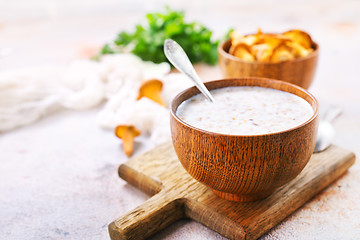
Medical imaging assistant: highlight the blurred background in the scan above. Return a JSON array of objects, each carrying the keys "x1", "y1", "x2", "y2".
[{"x1": 1, "y1": 0, "x2": 358, "y2": 70}]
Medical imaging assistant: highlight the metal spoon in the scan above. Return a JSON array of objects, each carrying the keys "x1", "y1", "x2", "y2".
[
  {"x1": 164, "y1": 38, "x2": 341, "y2": 152},
  {"x1": 314, "y1": 106, "x2": 342, "y2": 153},
  {"x1": 164, "y1": 39, "x2": 215, "y2": 102}
]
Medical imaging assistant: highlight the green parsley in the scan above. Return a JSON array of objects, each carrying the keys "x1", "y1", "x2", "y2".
[{"x1": 98, "y1": 7, "x2": 224, "y2": 65}]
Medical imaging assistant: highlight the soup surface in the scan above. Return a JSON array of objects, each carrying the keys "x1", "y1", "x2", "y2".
[{"x1": 176, "y1": 86, "x2": 314, "y2": 135}]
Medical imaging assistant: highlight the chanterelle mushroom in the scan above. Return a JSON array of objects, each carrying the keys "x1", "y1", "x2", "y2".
[
  {"x1": 114, "y1": 125, "x2": 141, "y2": 156},
  {"x1": 137, "y1": 79, "x2": 166, "y2": 106}
]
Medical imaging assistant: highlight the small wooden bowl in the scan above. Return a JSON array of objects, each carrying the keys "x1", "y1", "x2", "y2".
[
  {"x1": 218, "y1": 39, "x2": 319, "y2": 89},
  {"x1": 170, "y1": 78, "x2": 319, "y2": 202}
]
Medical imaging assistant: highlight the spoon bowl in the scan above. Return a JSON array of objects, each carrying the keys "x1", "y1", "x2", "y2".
[
  {"x1": 314, "y1": 106, "x2": 341, "y2": 153},
  {"x1": 314, "y1": 122, "x2": 335, "y2": 152}
]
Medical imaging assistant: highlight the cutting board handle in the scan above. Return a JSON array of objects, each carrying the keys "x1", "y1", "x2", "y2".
[{"x1": 109, "y1": 190, "x2": 185, "y2": 240}]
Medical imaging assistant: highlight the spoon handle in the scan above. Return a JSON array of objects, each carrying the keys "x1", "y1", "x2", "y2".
[
  {"x1": 323, "y1": 105, "x2": 342, "y2": 123},
  {"x1": 164, "y1": 39, "x2": 215, "y2": 102}
]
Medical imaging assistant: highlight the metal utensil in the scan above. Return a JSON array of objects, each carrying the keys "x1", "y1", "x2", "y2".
[
  {"x1": 314, "y1": 106, "x2": 342, "y2": 153},
  {"x1": 164, "y1": 39, "x2": 215, "y2": 102}
]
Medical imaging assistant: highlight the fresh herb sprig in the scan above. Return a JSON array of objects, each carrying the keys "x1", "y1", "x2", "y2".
[{"x1": 99, "y1": 7, "x2": 222, "y2": 65}]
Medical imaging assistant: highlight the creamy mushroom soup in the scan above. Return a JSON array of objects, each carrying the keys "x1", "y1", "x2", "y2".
[{"x1": 176, "y1": 86, "x2": 313, "y2": 135}]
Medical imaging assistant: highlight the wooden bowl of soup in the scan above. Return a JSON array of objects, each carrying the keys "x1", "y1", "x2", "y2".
[
  {"x1": 170, "y1": 77, "x2": 319, "y2": 202},
  {"x1": 218, "y1": 30, "x2": 319, "y2": 89}
]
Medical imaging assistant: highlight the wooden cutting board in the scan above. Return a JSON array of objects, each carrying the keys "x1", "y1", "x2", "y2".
[{"x1": 109, "y1": 143, "x2": 355, "y2": 240}]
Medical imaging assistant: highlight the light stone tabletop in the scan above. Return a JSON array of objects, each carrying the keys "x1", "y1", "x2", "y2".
[{"x1": 1, "y1": 0, "x2": 360, "y2": 239}]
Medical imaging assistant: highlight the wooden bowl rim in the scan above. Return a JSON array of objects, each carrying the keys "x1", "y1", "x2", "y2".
[
  {"x1": 218, "y1": 37, "x2": 319, "y2": 65},
  {"x1": 170, "y1": 77, "x2": 318, "y2": 138}
]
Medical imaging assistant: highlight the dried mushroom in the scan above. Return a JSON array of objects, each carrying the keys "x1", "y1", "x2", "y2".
[{"x1": 229, "y1": 29, "x2": 314, "y2": 63}]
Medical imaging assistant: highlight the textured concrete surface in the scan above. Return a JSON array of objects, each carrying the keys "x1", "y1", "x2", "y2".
[{"x1": 1, "y1": 0, "x2": 360, "y2": 239}]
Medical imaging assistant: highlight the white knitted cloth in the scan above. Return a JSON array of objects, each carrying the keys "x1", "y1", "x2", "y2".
[{"x1": 0, "y1": 54, "x2": 192, "y2": 145}]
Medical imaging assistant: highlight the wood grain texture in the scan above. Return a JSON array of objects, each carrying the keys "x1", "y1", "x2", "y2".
[
  {"x1": 170, "y1": 78, "x2": 319, "y2": 201},
  {"x1": 218, "y1": 39, "x2": 319, "y2": 89},
  {"x1": 109, "y1": 143, "x2": 355, "y2": 240}
]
